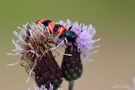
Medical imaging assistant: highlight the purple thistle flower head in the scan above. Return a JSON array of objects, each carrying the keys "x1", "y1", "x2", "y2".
[{"x1": 58, "y1": 19, "x2": 100, "y2": 61}]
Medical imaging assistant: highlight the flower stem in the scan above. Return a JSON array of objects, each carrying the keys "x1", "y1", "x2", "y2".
[{"x1": 69, "y1": 80, "x2": 74, "y2": 90}]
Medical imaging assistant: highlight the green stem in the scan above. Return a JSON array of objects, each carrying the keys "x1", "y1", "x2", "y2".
[{"x1": 69, "y1": 81, "x2": 74, "y2": 90}]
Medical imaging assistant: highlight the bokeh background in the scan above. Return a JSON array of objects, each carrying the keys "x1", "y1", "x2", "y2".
[{"x1": 0, "y1": 0, "x2": 135, "y2": 90}]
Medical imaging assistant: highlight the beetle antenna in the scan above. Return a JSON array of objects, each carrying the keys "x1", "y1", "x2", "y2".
[
  {"x1": 68, "y1": 26, "x2": 72, "y2": 31},
  {"x1": 78, "y1": 30, "x2": 83, "y2": 35}
]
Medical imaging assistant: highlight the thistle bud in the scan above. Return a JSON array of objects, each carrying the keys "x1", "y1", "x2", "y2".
[
  {"x1": 10, "y1": 23, "x2": 62, "y2": 89},
  {"x1": 58, "y1": 19, "x2": 100, "y2": 82},
  {"x1": 61, "y1": 45, "x2": 83, "y2": 81},
  {"x1": 34, "y1": 51, "x2": 62, "y2": 89}
]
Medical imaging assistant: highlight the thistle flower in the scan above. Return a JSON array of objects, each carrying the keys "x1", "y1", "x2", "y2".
[
  {"x1": 58, "y1": 20, "x2": 100, "y2": 90},
  {"x1": 58, "y1": 20, "x2": 100, "y2": 80},
  {"x1": 8, "y1": 23, "x2": 63, "y2": 89}
]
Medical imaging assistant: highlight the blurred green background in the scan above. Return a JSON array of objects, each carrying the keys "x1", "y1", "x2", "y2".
[{"x1": 0, "y1": 0, "x2": 135, "y2": 90}]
